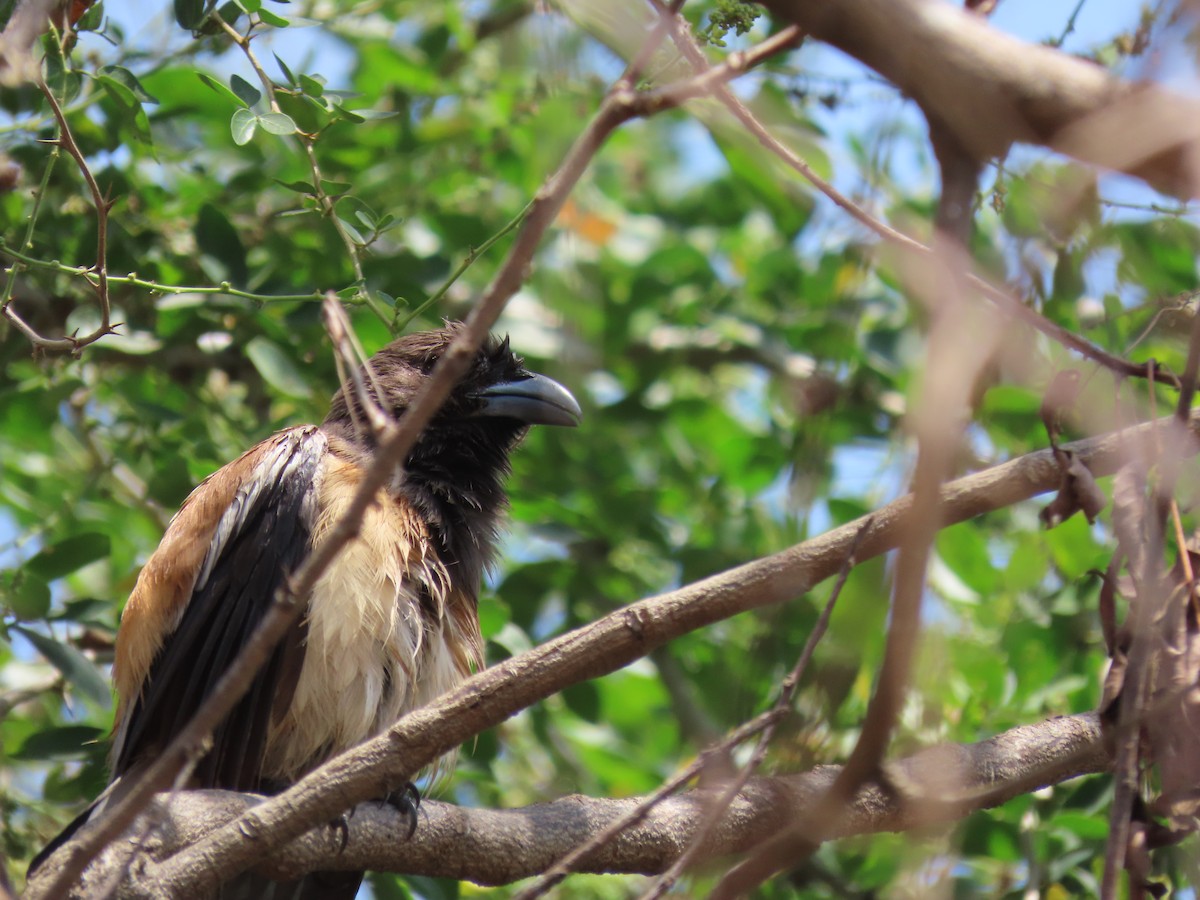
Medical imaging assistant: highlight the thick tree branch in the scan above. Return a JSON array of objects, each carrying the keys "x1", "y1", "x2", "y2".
[
  {"x1": 129, "y1": 409, "x2": 1197, "y2": 897},
  {"x1": 760, "y1": 0, "x2": 1200, "y2": 198},
  {"x1": 38, "y1": 714, "x2": 1107, "y2": 894}
]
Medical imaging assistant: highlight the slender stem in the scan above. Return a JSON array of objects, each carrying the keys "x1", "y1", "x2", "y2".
[
  {"x1": 1, "y1": 143, "x2": 58, "y2": 308},
  {"x1": 37, "y1": 75, "x2": 111, "y2": 343},
  {"x1": 395, "y1": 200, "x2": 533, "y2": 332},
  {"x1": 0, "y1": 243, "x2": 326, "y2": 303},
  {"x1": 211, "y1": 9, "x2": 387, "y2": 325}
]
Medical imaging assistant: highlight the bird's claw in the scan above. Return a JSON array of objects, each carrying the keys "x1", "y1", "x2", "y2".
[
  {"x1": 379, "y1": 781, "x2": 421, "y2": 840},
  {"x1": 328, "y1": 812, "x2": 351, "y2": 854}
]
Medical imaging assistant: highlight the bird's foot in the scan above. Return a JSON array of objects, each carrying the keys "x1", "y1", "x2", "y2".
[
  {"x1": 329, "y1": 812, "x2": 351, "y2": 854},
  {"x1": 379, "y1": 782, "x2": 421, "y2": 839}
]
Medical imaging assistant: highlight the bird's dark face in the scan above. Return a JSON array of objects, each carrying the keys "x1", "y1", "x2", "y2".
[{"x1": 324, "y1": 325, "x2": 581, "y2": 440}]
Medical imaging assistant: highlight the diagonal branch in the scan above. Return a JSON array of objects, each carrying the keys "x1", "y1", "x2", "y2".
[
  {"x1": 760, "y1": 0, "x2": 1200, "y2": 198},
  {"x1": 142, "y1": 408, "x2": 1200, "y2": 897},
  {"x1": 652, "y1": 5, "x2": 1176, "y2": 389}
]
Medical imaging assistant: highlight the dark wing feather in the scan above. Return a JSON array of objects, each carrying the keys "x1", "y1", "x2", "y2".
[{"x1": 113, "y1": 427, "x2": 325, "y2": 792}]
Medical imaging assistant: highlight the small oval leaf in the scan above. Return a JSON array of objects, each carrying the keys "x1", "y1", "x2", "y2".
[
  {"x1": 231, "y1": 108, "x2": 257, "y2": 145},
  {"x1": 258, "y1": 112, "x2": 297, "y2": 135},
  {"x1": 229, "y1": 74, "x2": 261, "y2": 108}
]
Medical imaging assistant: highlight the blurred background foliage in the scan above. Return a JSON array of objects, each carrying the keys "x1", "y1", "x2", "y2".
[{"x1": 2, "y1": 0, "x2": 1199, "y2": 896}]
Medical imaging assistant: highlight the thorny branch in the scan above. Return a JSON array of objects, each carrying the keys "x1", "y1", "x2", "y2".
[{"x1": 1, "y1": 75, "x2": 113, "y2": 354}]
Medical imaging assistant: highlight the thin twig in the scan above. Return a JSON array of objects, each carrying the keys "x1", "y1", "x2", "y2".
[
  {"x1": 0, "y1": 242, "x2": 324, "y2": 303},
  {"x1": 652, "y1": 4, "x2": 1177, "y2": 390},
  {"x1": 36, "y1": 76, "x2": 110, "y2": 344},
  {"x1": 210, "y1": 9, "x2": 390, "y2": 325},
  {"x1": 394, "y1": 199, "x2": 533, "y2": 332}
]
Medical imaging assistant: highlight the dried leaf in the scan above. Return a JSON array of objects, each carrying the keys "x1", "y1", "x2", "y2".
[
  {"x1": 1097, "y1": 559, "x2": 1123, "y2": 656},
  {"x1": 1039, "y1": 450, "x2": 1106, "y2": 527},
  {"x1": 1100, "y1": 646, "x2": 1128, "y2": 720}
]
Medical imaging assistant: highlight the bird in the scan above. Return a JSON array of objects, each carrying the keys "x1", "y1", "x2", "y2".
[{"x1": 30, "y1": 324, "x2": 581, "y2": 898}]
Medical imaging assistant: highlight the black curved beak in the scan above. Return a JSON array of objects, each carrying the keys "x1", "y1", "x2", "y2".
[{"x1": 476, "y1": 372, "x2": 582, "y2": 427}]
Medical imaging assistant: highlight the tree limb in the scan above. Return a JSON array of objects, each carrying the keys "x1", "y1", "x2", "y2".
[
  {"x1": 132, "y1": 409, "x2": 1197, "y2": 897},
  {"x1": 760, "y1": 0, "x2": 1200, "y2": 199},
  {"x1": 38, "y1": 713, "x2": 1107, "y2": 895}
]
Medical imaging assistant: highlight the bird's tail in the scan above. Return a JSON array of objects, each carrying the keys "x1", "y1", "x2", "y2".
[{"x1": 26, "y1": 801, "x2": 97, "y2": 877}]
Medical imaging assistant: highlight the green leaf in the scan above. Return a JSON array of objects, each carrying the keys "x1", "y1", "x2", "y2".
[
  {"x1": 344, "y1": 108, "x2": 397, "y2": 120},
  {"x1": 76, "y1": 0, "x2": 105, "y2": 32},
  {"x1": 25, "y1": 533, "x2": 111, "y2": 581},
  {"x1": 229, "y1": 74, "x2": 261, "y2": 108},
  {"x1": 258, "y1": 7, "x2": 288, "y2": 27},
  {"x1": 320, "y1": 180, "x2": 352, "y2": 196},
  {"x1": 96, "y1": 76, "x2": 155, "y2": 146},
  {"x1": 174, "y1": 0, "x2": 206, "y2": 29},
  {"x1": 274, "y1": 179, "x2": 316, "y2": 194},
  {"x1": 5, "y1": 572, "x2": 50, "y2": 620},
  {"x1": 273, "y1": 53, "x2": 296, "y2": 85},
  {"x1": 230, "y1": 107, "x2": 257, "y2": 145},
  {"x1": 332, "y1": 104, "x2": 366, "y2": 124},
  {"x1": 14, "y1": 625, "x2": 111, "y2": 707},
  {"x1": 97, "y1": 65, "x2": 159, "y2": 104},
  {"x1": 336, "y1": 196, "x2": 378, "y2": 244},
  {"x1": 198, "y1": 71, "x2": 244, "y2": 106},
  {"x1": 196, "y1": 203, "x2": 248, "y2": 285},
  {"x1": 15, "y1": 725, "x2": 106, "y2": 760},
  {"x1": 299, "y1": 74, "x2": 325, "y2": 98},
  {"x1": 246, "y1": 337, "x2": 312, "y2": 399},
  {"x1": 258, "y1": 112, "x2": 297, "y2": 135}
]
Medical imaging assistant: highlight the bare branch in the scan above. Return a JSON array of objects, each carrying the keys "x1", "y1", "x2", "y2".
[
  {"x1": 38, "y1": 713, "x2": 1107, "y2": 894},
  {"x1": 761, "y1": 0, "x2": 1200, "y2": 198},
  {"x1": 653, "y1": 5, "x2": 1176, "y2": 390},
  {"x1": 135, "y1": 408, "x2": 1200, "y2": 898}
]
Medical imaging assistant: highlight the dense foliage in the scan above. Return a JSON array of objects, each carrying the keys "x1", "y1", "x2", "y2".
[{"x1": 2, "y1": 0, "x2": 1197, "y2": 896}]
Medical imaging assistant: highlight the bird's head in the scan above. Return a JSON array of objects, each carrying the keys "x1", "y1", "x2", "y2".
[
  {"x1": 322, "y1": 323, "x2": 579, "y2": 567},
  {"x1": 324, "y1": 323, "x2": 580, "y2": 440}
]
